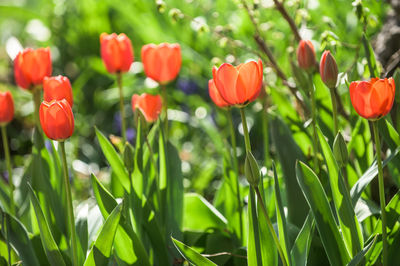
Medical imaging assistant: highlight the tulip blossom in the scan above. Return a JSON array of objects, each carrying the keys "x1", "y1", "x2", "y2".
[
  {"x1": 131, "y1": 93, "x2": 162, "y2": 123},
  {"x1": 212, "y1": 60, "x2": 263, "y2": 107},
  {"x1": 14, "y1": 48, "x2": 52, "y2": 90},
  {"x1": 39, "y1": 99, "x2": 74, "y2": 141},
  {"x1": 141, "y1": 43, "x2": 181, "y2": 84},
  {"x1": 43, "y1": 76, "x2": 73, "y2": 107},
  {"x1": 100, "y1": 33, "x2": 134, "y2": 73},
  {"x1": 349, "y1": 77, "x2": 395, "y2": 120},
  {"x1": 297, "y1": 40, "x2": 316, "y2": 72},
  {"x1": 208, "y1": 79, "x2": 229, "y2": 108},
  {"x1": 0, "y1": 91, "x2": 14, "y2": 125},
  {"x1": 320, "y1": 51, "x2": 338, "y2": 89}
]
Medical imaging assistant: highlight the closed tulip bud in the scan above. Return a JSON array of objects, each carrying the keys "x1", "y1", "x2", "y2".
[
  {"x1": 350, "y1": 77, "x2": 395, "y2": 120},
  {"x1": 141, "y1": 43, "x2": 181, "y2": 84},
  {"x1": 14, "y1": 47, "x2": 52, "y2": 90},
  {"x1": 43, "y1": 76, "x2": 73, "y2": 107},
  {"x1": 297, "y1": 40, "x2": 316, "y2": 72},
  {"x1": 100, "y1": 33, "x2": 134, "y2": 73},
  {"x1": 131, "y1": 93, "x2": 162, "y2": 123},
  {"x1": 123, "y1": 142, "x2": 135, "y2": 174},
  {"x1": 208, "y1": 79, "x2": 229, "y2": 108},
  {"x1": 320, "y1": 50, "x2": 338, "y2": 89},
  {"x1": 39, "y1": 99, "x2": 74, "y2": 141},
  {"x1": 212, "y1": 59, "x2": 263, "y2": 107},
  {"x1": 245, "y1": 151, "x2": 260, "y2": 186},
  {"x1": 333, "y1": 132, "x2": 348, "y2": 167},
  {"x1": 0, "y1": 91, "x2": 14, "y2": 126}
]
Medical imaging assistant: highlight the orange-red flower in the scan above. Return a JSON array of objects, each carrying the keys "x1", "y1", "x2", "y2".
[
  {"x1": 100, "y1": 33, "x2": 134, "y2": 73},
  {"x1": 131, "y1": 93, "x2": 162, "y2": 123},
  {"x1": 141, "y1": 43, "x2": 181, "y2": 84},
  {"x1": 297, "y1": 40, "x2": 316, "y2": 71},
  {"x1": 208, "y1": 79, "x2": 229, "y2": 108},
  {"x1": 349, "y1": 78, "x2": 395, "y2": 120},
  {"x1": 43, "y1": 76, "x2": 73, "y2": 107},
  {"x1": 14, "y1": 48, "x2": 52, "y2": 90},
  {"x1": 320, "y1": 50, "x2": 338, "y2": 89},
  {"x1": 212, "y1": 60, "x2": 263, "y2": 106},
  {"x1": 0, "y1": 91, "x2": 14, "y2": 125},
  {"x1": 39, "y1": 99, "x2": 74, "y2": 141}
]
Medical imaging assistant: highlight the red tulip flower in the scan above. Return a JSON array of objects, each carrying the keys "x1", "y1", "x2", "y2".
[
  {"x1": 39, "y1": 99, "x2": 74, "y2": 141},
  {"x1": 131, "y1": 93, "x2": 162, "y2": 123},
  {"x1": 0, "y1": 91, "x2": 14, "y2": 125},
  {"x1": 14, "y1": 47, "x2": 52, "y2": 90},
  {"x1": 320, "y1": 50, "x2": 338, "y2": 89},
  {"x1": 297, "y1": 40, "x2": 316, "y2": 72},
  {"x1": 350, "y1": 77, "x2": 395, "y2": 120},
  {"x1": 212, "y1": 60, "x2": 263, "y2": 107},
  {"x1": 141, "y1": 43, "x2": 181, "y2": 84},
  {"x1": 44, "y1": 76, "x2": 73, "y2": 107},
  {"x1": 208, "y1": 79, "x2": 229, "y2": 108},
  {"x1": 100, "y1": 33, "x2": 134, "y2": 73}
]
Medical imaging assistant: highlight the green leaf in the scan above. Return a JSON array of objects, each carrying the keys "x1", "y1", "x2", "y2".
[
  {"x1": 171, "y1": 237, "x2": 217, "y2": 266},
  {"x1": 28, "y1": 184, "x2": 66, "y2": 266},
  {"x1": 247, "y1": 187, "x2": 263, "y2": 266},
  {"x1": 347, "y1": 235, "x2": 378, "y2": 266},
  {"x1": 296, "y1": 161, "x2": 350, "y2": 265},
  {"x1": 183, "y1": 193, "x2": 227, "y2": 231},
  {"x1": 84, "y1": 203, "x2": 122, "y2": 266},
  {"x1": 95, "y1": 128, "x2": 130, "y2": 192},
  {"x1": 290, "y1": 211, "x2": 315, "y2": 266},
  {"x1": 272, "y1": 163, "x2": 291, "y2": 264},
  {"x1": 91, "y1": 174, "x2": 118, "y2": 220},
  {"x1": 317, "y1": 128, "x2": 363, "y2": 256}
]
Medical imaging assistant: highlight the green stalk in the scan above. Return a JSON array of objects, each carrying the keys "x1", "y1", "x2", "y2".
[
  {"x1": 60, "y1": 141, "x2": 78, "y2": 266},
  {"x1": 32, "y1": 87, "x2": 42, "y2": 131},
  {"x1": 372, "y1": 121, "x2": 387, "y2": 266},
  {"x1": 308, "y1": 73, "x2": 319, "y2": 173},
  {"x1": 161, "y1": 85, "x2": 168, "y2": 140},
  {"x1": 227, "y1": 109, "x2": 243, "y2": 242},
  {"x1": 116, "y1": 73, "x2": 127, "y2": 143},
  {"x1": 329, "y1": 88, "x2": 338, "y2": 134},
  {"x1": 239, "y1": 108, "x2": 287, "y2": 266},
  {"x1": 1, "y1": 125, "x2": 14, "y2": 214}
]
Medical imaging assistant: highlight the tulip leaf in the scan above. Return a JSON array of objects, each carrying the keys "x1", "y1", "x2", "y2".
[
  {"x1": 248, "y1": 187, "x2": 263, "y2": 266},
  {"x1": 347, "y1": 235, "x2": 379, "y2": 266},
  {"x1": 171, "y1": 237, "x2": 217, "y2": 266},
  {"x1": 28, "y1": 184, "x2": 66, "y2": 266},
  {"x1": 296, "y1": 161, "x2": 350, "y2": 265},
  {"x1": 290, "y1": 211, "x2": 315, "y2": 266}
]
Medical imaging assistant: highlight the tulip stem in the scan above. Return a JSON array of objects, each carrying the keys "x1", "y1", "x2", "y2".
[
  {"x1": 329, "y1": 88, "x2": 339, "y2": 134},
  {"x1": 308, "y1": 73, "x2": 319, "y2": 173},
  {"x1": 227, "y1": 109, "x2": 243, "y2": 242},
  {"x1": 1, "y1": 125, "x2": 14, "y2": 214},
  {"x1": 372, "y1": 121, "x2": 387, "y2": 266},
  {"x1": 32, "y1": 87, "x2": 42, "y2": 131},
  {"x1": 60, "y1": 141, "x2": 78, "y2": 266},
  {"x1": 239, "y1": 108, "x2": 251, "y2": 153},
  {"x1": 116, "y1": 73, "x2": 127, "y2": 143},
  {"x1": 161, "y1": 85, "x2": 168, "y2": 140}
]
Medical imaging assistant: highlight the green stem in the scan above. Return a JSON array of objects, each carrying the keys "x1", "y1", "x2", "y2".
[
  {"x1": 372, "y1": 121, "x2": 387, "y2": 266},
  {"x1": 227, "y1": 109, "x2": 243, "y2": 242},
  {"x1": 329, "y1": 88, "x2": 338, "y2": 135},
  {"x1": 1, "y1": 125, "x2": 14, "y2": 214},
  {"x1": 239, "y1": 108, "x2": 251, "y2": 153},
  {"x1": 255, "y1": 187, "x2": 288, "y2": 266},
  {"x1": 60, "y1": 142, "x2": 78, "y2": 266},
  {"x1": 117, "y1": 73, "x2": 127, "y2": 143},
  {"x1": 161, "y1": 85, "x2": 168, "y2": 140},
  {"x1": 309, "y1": 74, "x2": 319, "y2": 173},
  {"x1": 32, "y1": 87, "x2": 42, "y2": 131}
]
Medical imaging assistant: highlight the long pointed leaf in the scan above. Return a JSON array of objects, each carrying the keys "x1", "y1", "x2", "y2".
[
  {"x1": 172, "y1": 237, "x2": 216, "y2": 266},
  {"x1": 290, "y1": 211, "x2": 315, "y2": 266}
]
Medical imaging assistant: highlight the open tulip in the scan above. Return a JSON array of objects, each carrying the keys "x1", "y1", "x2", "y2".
[
  {"x1": 349, "y1": 77, "x2": 395, "y2": 120},
  {"x1": 212, "y1": 60, "x2": 263, "y2": 107},
  {"x1": 39, "y1": 99, "x2": 74, "y2": 141},
  {"x1": 320, "y1": 51, "x2": 338, "y2": 89},
  {"x1": 297, "y1": 40, "x2": 316, "y2": 72},
  {"x1": 0, "y1": 91, "x2": 14, "y2": 125},
  {"x1": 44, "y1": 76, "x2": 73, "y2": 107},
  {"x1": 141, "y1": 43, "x2": 181, "y2": 84},
  {"x1": 100, "y1": 33, "x2": 134, "y2": 73},
  {"x1": 131, "y1": 93, "x2": 162, "y2": 123},
  {"x1": 14, "y1": 47, "x2": 52, "y2": 90},
  {"x1": 208, "y1": 79, "x2": 229, "y2": 108}
]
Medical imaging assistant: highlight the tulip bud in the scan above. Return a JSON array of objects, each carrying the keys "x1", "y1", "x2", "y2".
[
  {"x1": 131, "y1": 93, "x2": 162, "y2": 123},
  {"x1": 43, "y1": 75, "x2": 73, "y2": 107},
  {"x1": 123, "y1": 142, "x2": 135, "y2": 174},
  {"x1": 297, "y1": 40, "x2": 316, "y2": 72},
  {"x1": 0, "y1": 91, "x2": 14, "y2": 126},
  {"x1": 39, "y1": 99, "x2": 74, "y2": 141},
  {"x1": 333, "y1": 132, "x2": 348, "y2": 167},
  {"x1": 169, "y1": 8, "x2": 183, "y2": 22},
  {"x1": 245, "y1": 151, "x2": 260, "y2": 186},
  {"x1": 320, "y1": 51, "x2": 338, "y2": 89},
  {"x1": 100, "y1": 33, "x2": 134, "y2": 74}
]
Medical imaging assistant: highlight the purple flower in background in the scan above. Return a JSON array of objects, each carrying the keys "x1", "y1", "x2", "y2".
[
  {"x1": 126, "y1": 128, "x2": 136, "y2": 144},
  {"x1": 45, "y1": 140, "x2": 53, "y2": 153},
  {"x1": 2, "y1": 171, "x2": 8, "y2": 183},
  {"x1": 113, "y1": 112, "x2": 122, "y2": 135},
  {"x1": 178, "y1": 79, "x2": 198, "y2": 95}
]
